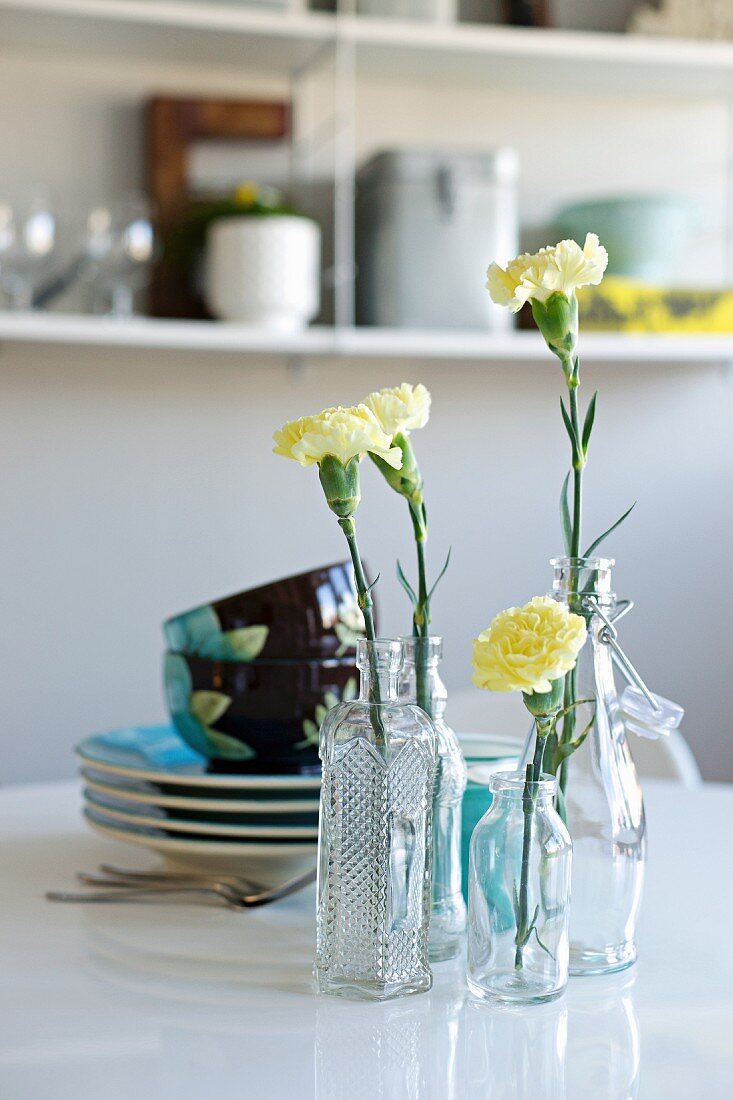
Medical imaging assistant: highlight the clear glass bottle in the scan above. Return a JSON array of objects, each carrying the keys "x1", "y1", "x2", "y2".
[
  {"x1": 399, "y1": 636, "x2": 467, "y2": 962},
  {"x1": 316, "y1": 638, "x2": 437, "y2": 1001},
  {"x1": 467, "y1": 772, "x2": 572, "y2": 1005},
  {"x1": 468, "y1": 774, "x2": 572, "y2": 1007},
  {"x1": 521, "y1": 557, "x2": 646, "y2": 976}
]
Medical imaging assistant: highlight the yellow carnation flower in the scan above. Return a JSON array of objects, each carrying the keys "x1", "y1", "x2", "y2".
[
  {"x1": 363, "y1": 383, "x2": 431, "y2": 438},
  {"x1": 472, "y1": 596, "x2": 587, "y2": 696},
  {"x1": 487, "y1": 233, "x2": 608, "y2": 314},
  {"x1": 273, "y1": 404, "x2": 402, "y2": 470}
]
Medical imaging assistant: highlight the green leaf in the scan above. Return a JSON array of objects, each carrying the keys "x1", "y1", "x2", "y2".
[
  {"x1": 221, "y1": 625, "x2": 269, "y2": 661},
  {"x1": 343, "y1": 676, "x2": 357, "y2": 701},
  {"x1": 296, "y1": 718, "x2": 320, "y2": 749},
  {"x1": 555, "y1": 705, "x2": 596, "y2": 764},
  {"x1": 583, "y1": 502, "x2": 636, "y2": 558},
  {"x1": 163, "y1": 652, "x2": 194, "y2": 714},
  {"x1": 427, "y1": 546, "x2": 452, "y2": 601},
  {"x1": 532, "y1": 925, "x2": 556, "y2": 960},
  {"x1": 560, "y1": 396, "x2": 579, "y2": 457},
  {"x1": 169, "y1": 710, "x2": 212, "y2": 759},
  {"x1": 204, "y1": 728, "x2": 256, "y2": 761},
  {"x1": 559, "y1": 472, "x2": 572, "y2": 556},
  {"x1": 190, "y1": 690, "x2": 232, "y2": 727},
  {"x1": 511, "y1": 882, "x2": 521, "y2": 926},
  {"x1": 396, "y1": 560, "x2": 417, "y2": 607},
  {"x1": 165, "y1": 604, "x2": 224, "y2": 655},
  {"x1": 581, "y1": 391, "x2": 598, "y2": 455},
  {"x1": 543, "y1": 729, "x2": 559, "y2": 777},
  {"x1": 365, "y1": 572, "x2": 381, "y2": 596},
  {"x1": 555, "y1": 697, "x2": 595, "y2": 723}
]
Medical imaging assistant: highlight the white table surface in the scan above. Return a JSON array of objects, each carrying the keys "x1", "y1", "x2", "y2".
[{"x1": 1, "y1": 779, "x2": 732, "y2": 1100}]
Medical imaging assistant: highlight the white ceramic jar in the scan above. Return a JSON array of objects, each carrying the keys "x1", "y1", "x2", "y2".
[{"x1": 204, "y1": 215, "x2": 321, "y2": 330}]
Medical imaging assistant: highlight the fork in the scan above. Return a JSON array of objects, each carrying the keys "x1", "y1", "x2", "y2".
[
  {"x1": 46, "y1": 881, "x2": 248, "y2": 909},
  {"x1": 97, "y1": 863, "x2": 261, "y2": 891},
  {"x1": 46, "y1": 867, "x2": 316, "y2": 909}
]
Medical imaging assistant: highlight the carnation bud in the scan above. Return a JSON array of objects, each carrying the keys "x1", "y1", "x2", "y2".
[
  {"x1": 369, "y1": 432, "x2": 423, "y2": 506},
  {"x1": 531, "y1": 292, "x2": 578, "y2": 375},
  {"x1": 318, "y1": 455, "x2": 361, "y2": 519},
  {"x1": 522, "y1": 676, "x2": 566, "y2": 720}
]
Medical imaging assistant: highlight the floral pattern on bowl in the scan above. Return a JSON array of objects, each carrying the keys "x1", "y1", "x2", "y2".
[{"x1": 164, "y1": 606, "x2": 269, "y2": 662}]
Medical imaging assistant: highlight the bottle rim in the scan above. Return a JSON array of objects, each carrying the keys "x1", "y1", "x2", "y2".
[
  {"x1": 355, "y1": 637, "x2": 402, "y2": 670},
  {"x1": 396, "y1": 636, "x2": 442, "y2": 664},
  {"x1": 489, "y1": 770, "x2": 557, "y2": 798},
  {"x1": 550, "y1": 556, "x2": 614, "y2": 569}
]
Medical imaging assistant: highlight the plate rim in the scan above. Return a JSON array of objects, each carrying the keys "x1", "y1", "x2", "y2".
[
  {"x1": 83, "y1": 790, "x2": 319, "y2": 838},
  {"x1": 75, "y1": 743, "x2": 321, "y2": 789},
  {"x1": 84, "y1": 809, "x2": 319, "y2": 856},
  {"x1": 80, "y1": 770, "x2": 321, "y2": 813}
]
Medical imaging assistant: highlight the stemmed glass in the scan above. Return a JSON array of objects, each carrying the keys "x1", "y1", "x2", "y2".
[
  {"x1": 0, "y1": 196, "x2": 57, "y2": 310},
  {"x1": 84, "y1": 194, "x2": 155, "y2": 316}
]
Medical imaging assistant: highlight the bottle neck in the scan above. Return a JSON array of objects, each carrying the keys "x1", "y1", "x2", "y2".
[
  {"x1": 356, "y1": 638, "x2": 403, "y2": 704},
  {"x1": 490, "y1": 771, "x2": 556, "y2": 808},
  {"x1": 492, "y1": 789, "x2": 555, "y2": 812},
  {"x1": 549, "y1": 555, "x2": 616, "y2": 614},
  {"x1": 398, "y1": 636, "x2": 446, "y2": 718},
  {"x1": 359, "y1": 665, "x2": 400, "y2": 702}
]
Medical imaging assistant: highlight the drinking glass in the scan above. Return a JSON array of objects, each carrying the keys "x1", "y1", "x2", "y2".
[
  {"x1": 0, "y1": 196, "x2": 57, "y2": 310},
  {"x1": 85, "y1": 194, "x2": 155, "y2": 316}
]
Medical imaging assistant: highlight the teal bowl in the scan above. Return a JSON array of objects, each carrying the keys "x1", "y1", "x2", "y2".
[
  {"x1": 553, "y1": 195, "x2": 699, "y2": 280},
  {"x1": 457, "y1": 734, "x2": 522, "y2": 902}
]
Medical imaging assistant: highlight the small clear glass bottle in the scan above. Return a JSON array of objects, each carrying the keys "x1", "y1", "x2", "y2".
[
  {"x1": 467, "y1": 772, "x2": 572, "y2": 1005},
  {"x1": 399, "y1": 636, "x2": 467, "y2": 962},
  {"x1": 316, "y1": 638, "x2": 437, "y2": 1001},
  {"x1": 520, "y1": 557, "x2": 646, "y2": 975}
]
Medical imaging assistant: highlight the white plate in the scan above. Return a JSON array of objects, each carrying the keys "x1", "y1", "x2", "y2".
[
  {"x1": 83, "y1": 791, "x2": 319, "y2": 839},
  {"x1": 83, "y1": 810, "x2": 318, "y2": 884},
  {"x1": 457, "y1": 734, "x2": 523, "y2": 764},
  {"x1": 76, "y1": 725, "x2": 321, "y2": 790},
  {"x1": 465, "y1": 757, "x2": 521, "y2": 785},
  {"x1": 81, "y1": 769, "x2": 320, "y2": 814}
]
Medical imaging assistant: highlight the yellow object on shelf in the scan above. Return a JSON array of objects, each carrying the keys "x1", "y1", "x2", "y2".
[{"x1": 579, "y1": 276, "x2": 733, "y2": 333}]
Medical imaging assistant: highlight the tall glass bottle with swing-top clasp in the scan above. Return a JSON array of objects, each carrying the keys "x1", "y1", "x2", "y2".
[
  {"x1": 520, "y1": 557, "x2": 646, "y2": 976},
  {"x1": 399, "y1": 636, "x2": 467, "y2": 961},
  {"x1": 316, "y1": 638, "x2": 437, "y2": 1001}
]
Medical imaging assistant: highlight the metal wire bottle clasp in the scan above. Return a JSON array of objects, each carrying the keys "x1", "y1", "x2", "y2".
[{"x1": 582, "y1": 596, "x2": 663, "y2": 716}]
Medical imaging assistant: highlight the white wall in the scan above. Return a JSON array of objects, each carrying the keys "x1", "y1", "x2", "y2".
[
  {"x1": 3, "y1": 344, "x2": 732, "y2": 783},
  {"x1": 1, "y1": 46, "x2": 732, "y2": 783}
]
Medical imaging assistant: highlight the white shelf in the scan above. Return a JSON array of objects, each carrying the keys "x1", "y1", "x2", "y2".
[
  {"x1": 0, "y1": 0, "x2": 335, "y2": 69},
  {"x1": 2, "y1": 0, "x2": 733, "y2": 94},
  {"x1": 347, "y1": 17, "x2": 733, "y2": 94},
  {"x1": 1, "y1": 312, "x2": 732, "y2": 364}
]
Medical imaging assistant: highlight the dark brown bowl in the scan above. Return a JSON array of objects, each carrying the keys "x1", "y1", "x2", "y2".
[
  {"x1": 163, "y1": 561, "x2": 375, "y2": 661},
  {"x1": 164, "y1": 651, "x2": 358, "y2": 774}
]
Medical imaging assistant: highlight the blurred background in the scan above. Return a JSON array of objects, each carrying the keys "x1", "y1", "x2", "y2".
[{"x1": 1, "y1": 0, "x2": 732, "y2": 782}]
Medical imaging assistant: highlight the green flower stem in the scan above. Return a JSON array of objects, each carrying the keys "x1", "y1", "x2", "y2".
[
  {"x1": 558, "y1": 357, "x2": 583, "y2": 818},
  {"x1": 515, "y1": 714, "x2": 553, "y2": 971},
  {"x1": 568, "y1": 383, "x2": 583, "y2": 562},
  {"x1": 409, "y1": 499, "x2": 432, "y2": 718},
  {"x1": 338, "y1": 516, "x2": 385, "y2": 743},
  {"x1": 556, "y1": 668, "x2": 577, "y2": 825},
  {"x1": 338, "y1": 517, "x2": 376, "y2": 643}
]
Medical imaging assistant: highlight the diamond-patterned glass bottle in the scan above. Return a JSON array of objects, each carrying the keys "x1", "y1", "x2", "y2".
[
  {"x1": 399, "y1": 636, "x2": 467, "y2": 961},
  {"x1": 316, "y1": 639, "x2": 437, "y2": 1000}
]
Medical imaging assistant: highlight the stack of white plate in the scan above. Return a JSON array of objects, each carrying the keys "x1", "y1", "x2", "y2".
[{"x1": 76, "y1": 725, "x2": 319, "y2": 886}]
